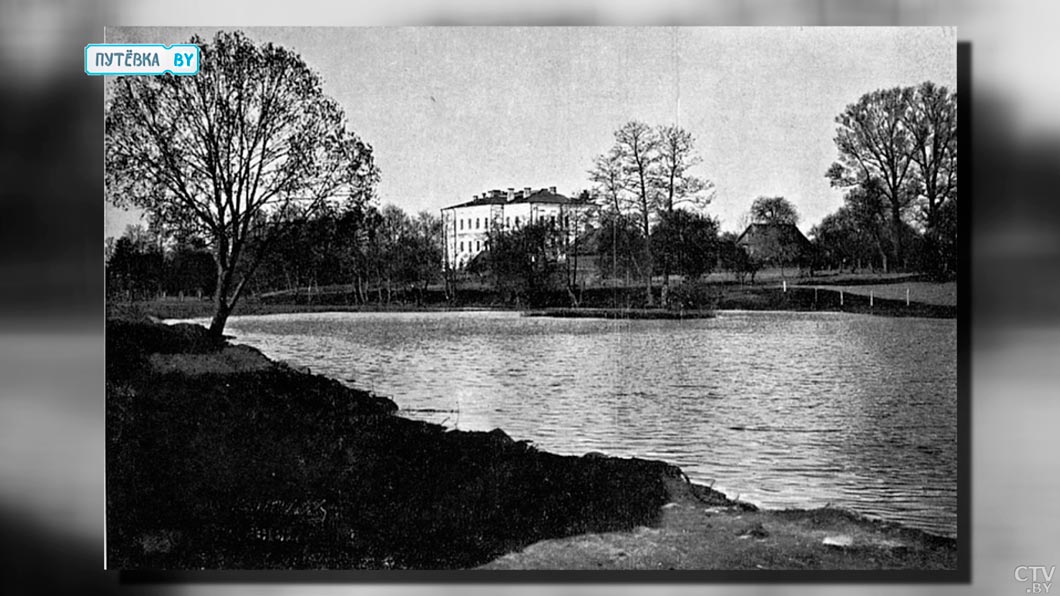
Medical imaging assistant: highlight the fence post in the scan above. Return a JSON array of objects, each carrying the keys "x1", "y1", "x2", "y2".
[
  {"x1": 870, "y1": 290, "x2": 874, "y2": 308},
  {"x1": 783, "y1": 280, "x2": 787, "y2": 293},
  {"x1": 840, "y1": 290, "x2": 844, "y2": 306},
  {"x1": 906, "y1": 287, "x2": 910, "y2": 306}
]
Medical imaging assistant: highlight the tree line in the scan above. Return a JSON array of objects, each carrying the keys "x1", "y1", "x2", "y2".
[
  {"x1": 104, "y1": 30, "x2": 957, "y2": 337},
  {"x1": 106, "y1": 202, "x2": 444, "y2": 305},
  {"x1": 813, "y1": 81, "x2": 958, "y2": 279}
]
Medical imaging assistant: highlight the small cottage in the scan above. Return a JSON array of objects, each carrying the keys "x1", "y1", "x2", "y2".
[{"x1": 735, "y1": 222, "x2": 814, "y2": 267}]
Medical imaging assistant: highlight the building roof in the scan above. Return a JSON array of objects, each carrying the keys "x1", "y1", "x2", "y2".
[
  {"x1": 736, "y1": 222, "x2": 810, "y2": 244},
  {"x1": 441, "y1": 195, "x2": 510, "y2": 210},
  {"x1": 442, "y1": 188, "x2": 594, "y2": 210},
  {"x1": 508, "y1": 188, "x2": 573, "y2": 205},
  {"x1": 735, "y1": 222, "x2": 813, "y2": 260}
]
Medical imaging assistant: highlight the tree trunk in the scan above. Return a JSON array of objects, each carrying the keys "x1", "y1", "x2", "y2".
[
  {"x1": 573, "y1": 252, "x2": 579, "y2": 290},
  {"x1": 643, "y1": 214, "x2": 653, "y2": 307},
  {"x1": 209, "y1": 259, "x2": 233, "y2": 337},
  {"x1": 890, "y1": 204, "x2": 904, "y2": 272},
  {"x1": 612, "y1": 219, "x2": 618, "y2": 305},
  {"x1": 209, "y1": 298, "x2": 231, "y2": 337},
  {"x1": 661, "y1": 202, "x2": 673, "y2": 307}
]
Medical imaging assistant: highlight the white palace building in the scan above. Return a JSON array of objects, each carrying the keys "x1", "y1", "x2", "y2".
[{"x1": 441, "y1": 186, "x2": 595, "y2": 270}]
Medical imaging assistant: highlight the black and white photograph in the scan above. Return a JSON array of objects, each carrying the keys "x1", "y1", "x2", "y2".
[{"x1": 103, "y1": 26, "x2": 960, "y2": 572}]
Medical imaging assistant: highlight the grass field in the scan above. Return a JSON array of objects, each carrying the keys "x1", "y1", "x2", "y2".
[
  {"x1": 109, "y1": 267, "x2": 958, "y2": 321},
  {"x1": 808, "y1": 282, "x2": 957, "y2": 307}
]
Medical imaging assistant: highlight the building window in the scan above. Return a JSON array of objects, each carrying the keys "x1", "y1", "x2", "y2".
[
  {"x1": 459, "y1": 219, "x2": 463, "y2": 230},
  {"x1": 515, "y1": 216, "x2": 520, "y2": 227},
  {"x1": 506, "y1": 217, "x2": 510, "y2": 228},
  {"x1": 476, "y1": 240, "x2": 480, "y2": 251},
  {"x1": 550, "y1": 215, "x2": 556, "y2": 226},
  {"x1": 459, "y1": 241, "x2": 464, "y2": 252}
]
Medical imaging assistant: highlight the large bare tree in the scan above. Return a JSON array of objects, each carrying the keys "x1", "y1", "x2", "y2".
[
  {"x1": 656, "y1": 124, "x2": 713, "y2": 214},
  {"x1": 656, "y1": 124, "x2": 713, "y2": 302},
  {"x1": 827, "y1": 86, "x2": 916, "y2": 270},
  {"x1": 589, "y1": 121, "x2": 713, "y2": 305},
  {"x1": 588, "y1": 149, "x2": 628, "y2": 288},
  {"x1": 612, "y1": 120, "x2": 661, "y2": 306},
  {"x1": 106, "y1": 31, "x2": 378, "y2": 336},
  {"x1": 904, "y1": 81, "x2": 958, "y2": 277}
]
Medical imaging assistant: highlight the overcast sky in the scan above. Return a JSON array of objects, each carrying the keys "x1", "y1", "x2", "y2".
[{"x1": 104, "y1": 26, "x2": 956, "y2": 238}]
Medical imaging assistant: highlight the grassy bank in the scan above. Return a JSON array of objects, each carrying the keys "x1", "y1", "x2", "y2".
[
  {"x1": 107, "y1": 318, "x2": 687, "y2": 569},
  {"x1": 105, "y1": 298, "x2": 459, "y2": 322},
  {"x1": 524, "y1": 308, "x2": 717, "y2": 320},
  {"x1": 111, "y1": 277, "x2": 956, "y2": 323},
  {"x1": 106, "y1": 318, "x2": 956, "y2": 570},
  {"x1": 808, "y1": 281, "x2": 957, "y2": 307},
  {"x1": 718, "y1": 284, "x2": 957, "y2": 318}
]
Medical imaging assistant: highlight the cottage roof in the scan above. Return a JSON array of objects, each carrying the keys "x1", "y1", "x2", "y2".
[
  {"x1": 735, "y1": 223, "x2": 813, "y2": 263},
  {"x1": 735, "y1": 222, "x2": 812, "y2": 248}
]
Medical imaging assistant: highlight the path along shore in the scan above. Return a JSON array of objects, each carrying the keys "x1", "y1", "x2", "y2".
[{"x1": 106, "y1": 317, "x2": 957, "y2": 570}]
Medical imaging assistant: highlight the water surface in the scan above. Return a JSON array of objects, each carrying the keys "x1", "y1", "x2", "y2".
[{"x1": 205, "y1": 310, "x2": 958, "y2": 537}]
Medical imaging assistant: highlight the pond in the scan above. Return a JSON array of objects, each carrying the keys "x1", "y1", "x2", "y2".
[{"x1": 205, "y1": 309, "x2": 958, "y2": 537}]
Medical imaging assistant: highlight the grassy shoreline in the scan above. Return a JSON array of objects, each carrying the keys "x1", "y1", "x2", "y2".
[
  {"x1": 110, "y1": 280, "x2": 957, "y2": 323},
  {"x1": 106, "y1": 317, "x2": 957, "y2": 570},
  {"x1": 524, "y1": 307, "x2": 718, "y2": 320}
]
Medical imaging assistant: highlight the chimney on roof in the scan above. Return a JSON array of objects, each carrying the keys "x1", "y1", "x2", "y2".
[
  {"x1": 523, "y1": 187, "x2": 531, "y2": 198},
  {"x1": 472, "y1": 194, "x2": 478, "y2": 201},
  {"x1": 549, "y1": 186, "x2": 557, "y2": 194},
  {"x1": 507, "y1": 187, "x2": 515, "y2": 201}
]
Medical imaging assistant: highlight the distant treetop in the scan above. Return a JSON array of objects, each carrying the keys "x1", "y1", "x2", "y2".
[{"x1": 750, "y1": 196, "x2": 799, "y2": 226}]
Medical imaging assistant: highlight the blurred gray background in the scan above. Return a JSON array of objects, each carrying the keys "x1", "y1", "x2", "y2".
[{"x1": 1, "y1": 0, "x2": 1057, "y2": 594}]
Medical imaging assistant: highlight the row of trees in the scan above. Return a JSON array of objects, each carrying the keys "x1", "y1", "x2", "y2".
[
  {"x1": 464, "y1": 207, "x2": 731, "y2": 307},
  {"x1": 106, "y1": 203, "x2": 444, "y2": 305},
  {"x1": 255, "y1": 202, "x2": 442, "y2": 303},
  {"x1": 106, "y1": 225, "x2": 215, "y2": 301},
  {"x1": 819, "y1": 81, "x2": 958, "y2": 278}
]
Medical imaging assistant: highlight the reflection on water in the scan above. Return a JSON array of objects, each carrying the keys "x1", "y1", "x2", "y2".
[{"x1": 207, "y1": 310, "x2": 957, "y2": 537}]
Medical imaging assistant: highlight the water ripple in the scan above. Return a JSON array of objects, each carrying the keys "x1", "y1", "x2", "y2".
[{"x1": 211, "y1": 310, "x2": 958, "y2": 537}]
